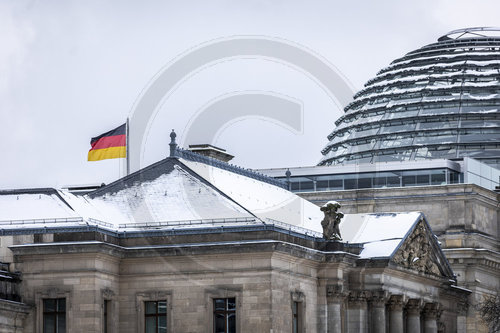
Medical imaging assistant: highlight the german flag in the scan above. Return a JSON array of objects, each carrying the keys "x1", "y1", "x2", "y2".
[{"x1": 88, "y1": 124, "x2": 126, "y2": 161}]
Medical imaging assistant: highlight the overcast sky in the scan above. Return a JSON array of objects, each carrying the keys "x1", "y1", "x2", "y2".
[{"x1": 1, "y1": 0, "x2": 499, "y2": 189}]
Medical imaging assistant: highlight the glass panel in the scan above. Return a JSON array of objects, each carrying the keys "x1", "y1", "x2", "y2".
[
  {"x1": 344, "y1": 179, "x2": 357, "y2": 190},
  {"x1": 145, "y1": 302, "x2": 157, "y2": 315},
  {"x1": 431, "y1": 171, "x2": 446, "y2": 185},
  {"x1": 416, "y1": 174, "x2": 430, "y2": 185},
  {"x1": 145, "y1": 317, "x2": 156, "y2": 333},
  {"x1": 44, "y1": 299, "x2": 56, "y2": 312},
  {"x1": 57, "y1": 299, "x2": 66, "y2": 312},
  {"x1": 214, "y1": 299, "x2": 226, "y2": 311},
  {"x1": 300, "y1": 181, "x2": 314, "y2": 191},
  {"x1": 358, "y1": 177, "x2": 372, "y2": 189},
  {"x1": 158, "y1": 301, "x2": 167, "y2": 314},
  {"x1": 227, "y1": 298, "x2": 236, "y2": 311},
  {"x1": 387, "y1": 176, "x2": 401, "y2": 187},
  {"x1": 158, "y1": 315, "x2": 167, "y2": 333},
  {"x1": 57, "y1": 314, "x2": 66, "y2": 333},
  {"x1": 43, "y1": 314, "x2": 55, "y2": 333},
  {"x1": 214, "y1": 313, "x2": 225, "y2": 333},
  {"x1": 419, "y1": 121, "x2": 458, "y2": 130},
  {"x1": 227, "y1": 313, "x2": 236, "y2": 333}
]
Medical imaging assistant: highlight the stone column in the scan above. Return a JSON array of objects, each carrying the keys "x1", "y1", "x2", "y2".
[
  {"x1": 456, "y1": 300, "x2": 468, "y2": 333},
  {"x1": 368, "y1": 291, "x2": 388, "y2": 333},
  {"x1": 326, "y1": 285, "x2": 348, "y2": 333},
  {"x1": 423, "y1": 302, "x2": 440, "y2": 333},
  {"x1": 347, "y1": 291, "x2": 368, "y2": 333},
  {"x1": 388, "y1": 295, "x2": 405, "y2": 333},
  {"x1": 406, "y1": 299, "x2": 423, "y2": 333}
]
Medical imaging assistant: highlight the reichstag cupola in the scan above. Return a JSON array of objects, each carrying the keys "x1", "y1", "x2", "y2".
[{"x1": 319, "y1": 27, "x2": 500, "y2": 169}]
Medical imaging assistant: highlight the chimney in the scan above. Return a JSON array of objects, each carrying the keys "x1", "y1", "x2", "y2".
[{"x1": 188, "y1": 144, "x2": 234, "y2": 162}]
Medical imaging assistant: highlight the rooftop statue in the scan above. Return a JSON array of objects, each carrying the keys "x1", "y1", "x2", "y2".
[{"x1": 320, "y1": 201, "x2": 343, "y2": 240}]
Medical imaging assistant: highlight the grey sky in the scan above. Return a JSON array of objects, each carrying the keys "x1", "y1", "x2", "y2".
[{"x1": 1, "y1": 0, "x2": 499, "y2": 189}]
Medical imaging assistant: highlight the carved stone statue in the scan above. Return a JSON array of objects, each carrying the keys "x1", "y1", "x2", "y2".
[
  {"x1": 320, "y1": 201, "x2": 343, "y2": 240},
  {"x1": 393, "y1": 220, "x2": 441, "y2": 276}
]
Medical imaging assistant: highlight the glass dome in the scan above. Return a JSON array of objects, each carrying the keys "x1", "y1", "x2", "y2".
[{"x1": 319, "y1": 27, "x2": 500, "y2": 169}]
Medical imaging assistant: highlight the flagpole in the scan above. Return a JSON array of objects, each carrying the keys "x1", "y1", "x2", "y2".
[{"x1": 126, "y1": 118, "x2": 130, "y2": 176}]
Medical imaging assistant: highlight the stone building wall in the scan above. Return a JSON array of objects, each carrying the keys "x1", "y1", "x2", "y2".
[{"x1": 8, "y1": 231, "x2": 468, "y2": 333}]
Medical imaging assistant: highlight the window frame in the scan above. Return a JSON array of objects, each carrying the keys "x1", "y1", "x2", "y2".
[
  {"x1": 136, "y1": 291, "x2": 172, "y2": 333},
  {"x1": 213, "y1": 298, "x2": 236, "y2": 333},
  {"x1": 206, "y1": 287, "x2": 241, "y2": 333},
  {"x1": 42, "y1": 298, "x2": 66, "y2": 333},
  {"x1": 36, "y1": 288, "x2": 72, "y2": 333},
  {"x1": 291, "y1": 291, "x2": 305, "y2": 333}
]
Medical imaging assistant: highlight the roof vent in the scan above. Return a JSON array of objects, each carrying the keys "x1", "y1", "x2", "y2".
[{"x1": 188, "y1": 144, "x2": 234, "y2": 162}]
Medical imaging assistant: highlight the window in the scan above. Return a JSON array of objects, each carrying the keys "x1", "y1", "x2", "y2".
[
  {"x1": 292, "y1": 301, "x2": 301, "y2": 333},
  {"x1": 213, "y1": 298, "x2": 236, "y2": 333},
  {"x1": 104, "y1": 300, "x2": 110, "y2": 333},
  {"x1": 43, "y1": 298, "x2": 66, "y2": 333},
  {"x1": 145, "y1": 301, "x2": 167, "y2": 333}
]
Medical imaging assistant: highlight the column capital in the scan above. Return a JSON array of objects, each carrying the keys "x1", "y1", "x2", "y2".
[
  {"x1": 367, "y1": 290, "x2": 389, "y2": 307},
  {"x1": 326, "y1": 284, "x2": 348, "y2": 301},
  {"x1": 423, "y1": 302, "x2": 441, "y2": 320},
  {"x1": 387, "y1": 295, "x2": 405, "y2": 311},
  {"x1": 406, "y1": 299, "x2": 423, "y2": 315},
  {"x1": 348, "y1": 290, "x2": 368, "y2": 307},
  {"x1": 456, "y1": 300, "x2": 468, "y2": 316}
]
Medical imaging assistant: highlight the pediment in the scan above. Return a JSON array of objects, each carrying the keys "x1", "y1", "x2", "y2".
[{"x1": 391, "y1": 218, "x2": 453, "y2": 278}]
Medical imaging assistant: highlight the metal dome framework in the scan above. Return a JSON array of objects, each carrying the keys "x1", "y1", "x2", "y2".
[{"x1": 319, "y1": 28, "x2": 500, "y2": 168}]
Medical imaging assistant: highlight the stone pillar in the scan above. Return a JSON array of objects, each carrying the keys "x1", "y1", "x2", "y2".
[
  {"x1": 368, "y1": 291, "x2": 388, "y2": 333},
  {"x1": 423, "y1": 302, "x2": 440, "y2": 333},
  {"x1": 456, "y1": 300, "x2": 468, "y2": 333},
  {"x1": 406, "y1": 299, "x2": 423, "y2": 333},
  {"x1": 388, "y1": 295, "x2": 405, "y2": 333},
  {"x1": 326, "y1": 285, "x2": 348, "y2": 333},
  {"x1": 347, "y1": 291, "x2": 368, "y2": 333}
]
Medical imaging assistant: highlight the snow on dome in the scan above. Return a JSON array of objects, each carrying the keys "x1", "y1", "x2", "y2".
[{"x1": 319, "y1": 28, "x2": 500, "y2": 169}]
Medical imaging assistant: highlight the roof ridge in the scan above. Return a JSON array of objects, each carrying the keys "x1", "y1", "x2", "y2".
[{"x1": 175, "y1": 147, "x2": 287, "y2": 189}]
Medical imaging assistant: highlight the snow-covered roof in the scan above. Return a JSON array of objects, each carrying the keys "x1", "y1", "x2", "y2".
[
  {"x1": 340, "y1": 212, "x2": 422, "y2": 259},
  {"x1": 0, "y1": 156, "x2": 323, "y2": 233}
]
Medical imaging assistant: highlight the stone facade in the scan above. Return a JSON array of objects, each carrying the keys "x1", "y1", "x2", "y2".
[
  {"x1": 300, "y1": 183, "x2": 500, "y2": 333},
  {"x1": 5, "y1": 227, "x2": 468, "y2": 333}
]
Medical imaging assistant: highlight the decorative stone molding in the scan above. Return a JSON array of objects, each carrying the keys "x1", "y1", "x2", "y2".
[
  {"x1": 456, "y1": 300, "x2": 468, "y2": 316},
  {"x1": 326, "y1": 284, "x2": 348, "y2": 301},
  {"x1": 291, "y1": 290, "x2": 305, "y2": 303},
  {"x1": 406, "y1": 299, "x2": 424, "y2": 315},
  {"x1": 367, "y1": 290, "x2": 389, "y2": 307},
  {"x1": 348, "y1": 290, "x2": 368, "y2": 307},
  {"x1": 423, "y1": 302, "x2": 441, "y2": 320},
  {"x1": 392, "y1": 220, "x2": 441, "y2": 276},
  {"x1": 387, "y1": 295, "x2": 405, "y2": 311},
  {"x1": 102, "y1": 288, "x2": 115, "y2": 300}
]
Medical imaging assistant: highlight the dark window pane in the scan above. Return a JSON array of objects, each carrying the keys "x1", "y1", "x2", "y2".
[
  {"x1": 387, "y1": 176, "x2": 400, "y2": 187},
  {"x1": 145, "y1": 302, "x2": 156, "y2": 315},
  {"x1": 431, "y1": 172, "x2": 446, "y2": 185},
  {"x1": 214, "y1": 313, "x2": 225, "y2": 333},
  {"x1": 358, "y1": 177, "x2": 372, "y2": 189},
  {"x1": 158, "y1": 301, "x2": 167, "y2": 314},
  {"x1": 228, "y1": 313, "x2": 236, "y2": 333},
  {"x1": 145, "y1": 317, "x2": 156, "y2": 333},
  {"x1": 227, "y1": 298, "x2": 236, "y2": 311},
  {"x1": 44, "y1": 299, "x2": 56, "y2": 312},
  {"x1": 300, "y1": 181, "x2": 314, "y2": 191},
  {"x1": 44, "y1": 315, "x2": 55, "y2": 333},
  {"x1": 57, "y1": 299, "x2": 66, "y2": 312},
  {"x1": 57, "y1": 315, "x2": 66, "y2": 333},
  {"x1": 344, "y1": 179, "x2": 357, "y2": 189},
  {"x1": 214, "y1": 299, "x2": 226, "y2": 311},
  {"x1": 416, "y1": 174, "x2": 430, "y2": 185},
  {"x1": 158, "y1": 315, "x2": 167, "y2": 333}
]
